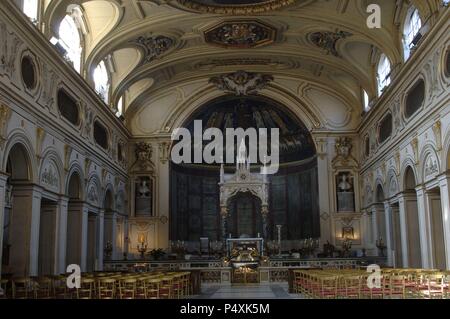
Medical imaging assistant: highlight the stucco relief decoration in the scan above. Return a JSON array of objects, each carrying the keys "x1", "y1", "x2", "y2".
[
  {"x1": 0, "y1": 22, "x2": 23, "y2": 78},
  {"x1": 0, "y1": 103, "x2": 12, "y2": 149},
  {"x1": 87, "y1": 185, "x2": 99, "y2": 205},
  {"x1": 389, "y1": 176, "x2": 398, "y2": 197},
  {"x1": 176, "y1": 0, "x2": 296, "y2": 15},
  {"x1": 210, "y1": 70, "x2": 274, "y2": 96},
  {"x1": 425, "y1": 156, "x2": 438, "y2": 177},
  {"x1": 333, "y1": 137, "x2": 356, "y2": 167},
  {"x1": 83, "y1": 106, "x2": 94, "y2": 138},
  {"x1": 133, "y1": 36, "x2": 174, "y2": 64},
  {"x1": 205, "y1": 21, "x2": 276, "y2": 48},
  {"x1": 309, "y1": 31, "x2": 352, "y2": 57},
  {"x1": 41, "y1": 162, "x2": 59, "y2": 189},
  {"x1": 133, "y1": 142, "x2": 155, "y2": 172}
]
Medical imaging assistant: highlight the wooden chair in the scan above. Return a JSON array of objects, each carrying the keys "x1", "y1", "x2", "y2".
[
  {"x1": 314, "y1": 276, "x2": 338, "y2": 299},
  {"x1": 98, "y1": 278, "x2": 116, "y2": 299},
  {"x1": 35, "y1": 277, "x2": 53, "y2": 299},
  {"x1": 145, "y1": 278, "x2": 161, "y2": 299},
  {"x1": 12, "y1": 278, "x2": 35, "y2": 299},
  {"x1": 77, "y1": 278, "x2": 95, "y2": 299},
  {"x1": 341, "y1": 275, "x2": 361, "y2": 299},
  {"x1": 387, "y1": 275, "x2": 406, "y2": 299},
  {"x1": 119, "y1": 278, "x2": 137, "y2": 299}
]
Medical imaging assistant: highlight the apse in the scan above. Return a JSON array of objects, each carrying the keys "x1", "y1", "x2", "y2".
[{"x1": 170, "y1": 96, "x2": 320, "y2": 245}]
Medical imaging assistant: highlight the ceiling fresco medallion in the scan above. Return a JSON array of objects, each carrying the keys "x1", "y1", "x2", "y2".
[
  {"x1": 205, "y1": 21, "x2": 276, "y2": 48},
  {"x1": 177, "y1": 0, "x2": 297, "y2": 14}
]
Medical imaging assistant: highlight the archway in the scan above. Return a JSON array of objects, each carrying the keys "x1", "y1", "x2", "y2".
[
  {"x1": 2, "y1": 143, "x2": 35, "y2": 276},
  {"x1": 169, "y1": 95, "x2": 320, "y2": 252},
  {"x1": 403, "y1": 166, "x2": 422, "y2": 268}
]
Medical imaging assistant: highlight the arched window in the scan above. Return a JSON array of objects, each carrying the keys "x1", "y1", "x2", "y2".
[
  {"x1": 94, "y1": 60, "x2": 110, "y2": 104},
  {"x1": 377, "y1": 54, "x2": 391, "y2": 96},
  {"x1": 116, "y1": 96, "x2": 124, "y2": 118},
  {"x1": 53, "y1": 14, "x2": 82, "y2": 73},
  {"x1": 403, "y1": 8, "x2": 422, "y2": 60},
  {"x1": 363, "y1": 90, "x2": 370, "y2": 111},
  {"x1": 22, "y1": 0, "x2": 39, "y2": 23}
]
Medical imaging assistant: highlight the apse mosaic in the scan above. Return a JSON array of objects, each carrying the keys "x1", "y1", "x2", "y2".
[{"x1": 183, "y1": 96, "x2": 316, "y2": 164}]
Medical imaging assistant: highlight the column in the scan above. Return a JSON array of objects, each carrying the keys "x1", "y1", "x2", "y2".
[
  {"x1": 316, "y1": 144, "x2": 331, "y2": 244},
  {"x1": 9, "y1": 184, "x2": 42, "y2": 276},
  {"x1": 55, "y1": 196, "x2": 68, "y2": 275},
  {"x1": 158, "y1": 147, "x2": 170, "y2": 249},
  {"x1": 397, "y1": 195, "x2": 410, "y2": 268},
  {"x1": 360, "y1": 210, "x2": 372, "y2": 250},
  {"x1": 416, "y1": 186, "x2": 432, "y2": 268},
  {"x1": 66, "y1": 202, "x2": 89, "y2": 271},
  {"x1": 97, "y1": 210, "x2": 105, "y2": 271},
  {"x1": 438, "y1": 174, "x2": 450, "y2": 270},
  {"x1": 0, "y1": 174, "x2": 8, "y2": 279},
  {"x1": 383, "y1": 202, "x2": 393, "y2": 267},
  {"x1": 103, "y1": 211, "x2": 118, "y2": 260}
]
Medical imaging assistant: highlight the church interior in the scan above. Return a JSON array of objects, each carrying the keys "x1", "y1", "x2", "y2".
[{"x1": 0, "y1": 0, "x2": 449, "y2": 300}]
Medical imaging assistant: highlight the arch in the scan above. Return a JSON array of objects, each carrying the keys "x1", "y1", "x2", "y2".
[
  {"x1": 386, "y1": 169, "x2": 400, "y2": 198},
  {"x1": 2, "y1": 131, "x2": 37, "y2": 183},
  {"x1": 103, "y1": 183, "x2": 115, "y2": 211},
  {"x1": 39, "y1": 147, "x2": 65, "y2": 194},
  {"x1": 403, "y1": 165, "x2": 418, "y2": 192},
  {"x1": 164, "y1": 87, "x2": 323, "y2": 136},
  {"x1": 375, "y1": 183, "x2": 385, "y2": 203},
  {"x1": 86, "y1": 173, "x2": 101, "y2": 207},
  {"x1": 419, "y1": 143, "x2": 441, "y2": 182},
  {"x1": 65, "y1": 163, "x2": 85, "y2": 199}
]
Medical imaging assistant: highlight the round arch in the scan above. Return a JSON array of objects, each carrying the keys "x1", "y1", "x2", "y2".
[{"x1": 2, "y1": 131, "x2": 37, "y2": 183}]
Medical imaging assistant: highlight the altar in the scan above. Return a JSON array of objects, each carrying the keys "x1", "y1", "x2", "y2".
[{"x1": 226, "y1": 237, "x2": 264, "y2": 258}]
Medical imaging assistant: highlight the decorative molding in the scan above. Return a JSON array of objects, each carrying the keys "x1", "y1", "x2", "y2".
[
  {"x1": 205, "y1": 21, "x2": 276, "y2": 48},
  {"x1": 158, "y1": 141, "x2": 170, "y2": 164},
  {"x1": 132, "y1": 142, "x2": 155, "y2": 172},
  {"x1": 132, "y1": 36, "x2": 174, "y2": 64},
  {"x1": 176, "y1": 0, "x2": 296, "y2": 15},
  {"x1": 64, "y1": 144, "x2": 72, "y2": 172},
  {"x1": 432, "y1": 120, "x2": 442, "y2": 151},
  {"x1": 411, "y1": 137, "x2": 419, "y2": 165},
  {"x1": 0, "y1": 103, "x2": 12, "y2": 149},
  {"x1": 209, "y1": 70, "x2": 274, "y2": 96},
  {"x1": 309, "y1": 31, "x2": 352, "y2": 57},
  {"x1": 36, "y1": 127, "x2": 46, "y2": 164}
]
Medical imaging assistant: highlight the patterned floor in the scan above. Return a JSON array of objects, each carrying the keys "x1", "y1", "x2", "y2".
[{"x1": 195, "y1": 283, "x2": 302, "y2": 299}]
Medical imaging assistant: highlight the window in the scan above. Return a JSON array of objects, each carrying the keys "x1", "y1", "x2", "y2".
[
  {"x1": 21, "y1": 56, "x2": 36, "y2": 90},
  {"x1": 378, "y1": 113, "x2": 393, "y2": 144},
  {"x1": 94, "y1": 60, "x2": 110, "y2": 104},
  {"x1": 405, "y1": 79, "x2": 425, "y2": 118},
  {"x1": 377, "y1": 54, "x2": 391, "y2": 96},
  {"x1": 403, "y1": 8, "x2": 422, "y2": 60},
  {"x1": 363, "y1": 90, "x2": 370, "y2": 111},
  {"x1": 55, "y1": 15, "x2": 82, "y2": 73},
  {"x1": 94, "y1": 121, "x2": 109, "y2": 149},
  {"x1": 116, "y1": 96, "x2": 124, "y2": 118},
  {"x1": 22, "y1": 0, "x2": 38, "y2": 23},
  {"x1": 58, "y1": 89, "x2": 79, "y2": 125}
]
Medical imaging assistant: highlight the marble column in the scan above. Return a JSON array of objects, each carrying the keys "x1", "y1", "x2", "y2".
[
  {"x1": 66, "y1": 201, "x2": 89, "y2": 271},
  {"x1": 316, "y1": 144, "x2": 331, "y2": 244},
  {"x1": 0, "y1": 173, "x2": 8, "y2": 278},
  {"x1": 416, "y1": 186, "x2": 432, "y2": 268},
  {"x1": 397, "y1": 194, "x2": 411, "y2": 268},
  {"x1": 103, "y1": 211, "x2": 118, "y2": 260},
  {"x1": 55, "y1": 196, "x2": 68, "y2": 275},
  {"x1": 383, "y1": 201, "x2": 393, "y2": 267},
  {"x1": 97, "y1": 210, "x2": 105, "y2": 271},
  {"x1": 158, "y1": 144, "x2": 170, "y2": 249},
  {"x1": 438, "y1": 174, "x2": 450, "y2": 270},
  {"x1": 9, "y1": 184, "x2": 42, "y2": 276}
]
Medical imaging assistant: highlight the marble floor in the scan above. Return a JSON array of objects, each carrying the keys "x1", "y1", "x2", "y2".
[{"x1": 195, "y1": 283, "x2": 303, "y2": 299}]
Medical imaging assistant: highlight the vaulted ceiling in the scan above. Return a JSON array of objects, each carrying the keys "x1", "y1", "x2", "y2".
[{"x1": 41, "y1": 0, "x2": 443, "y2": 127}]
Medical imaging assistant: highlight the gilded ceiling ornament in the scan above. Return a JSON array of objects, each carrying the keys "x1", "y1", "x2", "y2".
[
  {"x1": 132, "y1": 36, "x2": 174, "y2": 64},
  {"x1": 205, "y1": 21, "x2": 276, "y2": 48},
  {"x1": 209, "y1": 70, "x2": 274, "y2": 96},
  {"x1": 309, "y1": 31, "x2": 352, "y2": 57},
  {"x1": 177, "y1": 0, "x2": 297, "y2": 15}
]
